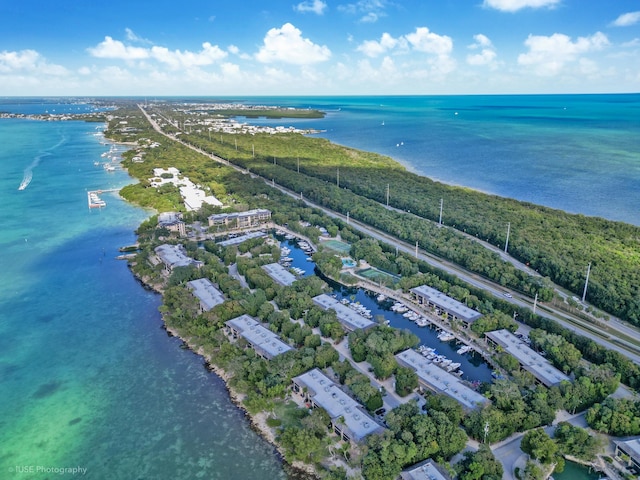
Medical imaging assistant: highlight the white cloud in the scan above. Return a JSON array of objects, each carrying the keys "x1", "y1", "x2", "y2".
[
  {"x1": 355, "y1": 27, "x2": 454, "y2": 75},
  {"x1": 338, "y1": 0, "x2": 388, "y2": 23},
  {"x1": 125, "y1": 28, "x2": 152, "y2": 44},
  {"x1": 611, "y1": 11, "x2": 640, "y2": 27},
  {"x1": 356, "y1": 33, "x2": 403, "y2": 57},
  {"x1": 469, "y1": 34, "x2": 493, "y2": 49},
  {"x1": 405, "y1": 27, "x2": 453, "y2": 56},
  {"x1": 255, "y1": 23, "x2": 331, "y2": 65},
  {"x1": 0, "y1": 49, "x2": 68, "y2": 75},
  {"x1": 228, "y1": 45, "x2": 240, "y2": 55},
  {"x1": 150, "y1": 42, "x2": 227, "y2": 69},
  {"x1": 518, "y1": 32, "x2": 609, "y2": 76},
  {"x1": 483, "y1": 0, "x2": 560, "y2": 12},
  {"x1": 294, "y1": 0, "x2": 327, "y2": 15},
  {"x1": 87, "y1": 36, "x2": 150, "y2": 60},
  {"x1": 467, "y1": 34, "x2": 498, "y2": 67},
  {"x1": 88, "y1": 37, "x2": 227, "y2": 69}
]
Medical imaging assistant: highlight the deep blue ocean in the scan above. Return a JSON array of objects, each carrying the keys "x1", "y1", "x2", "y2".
[
  {"x1": 1, "y1": 96, "x2": 634, "y2": 479},
  {"x1": 240, "y1": 94, "x2": 640, "y2": 226}
]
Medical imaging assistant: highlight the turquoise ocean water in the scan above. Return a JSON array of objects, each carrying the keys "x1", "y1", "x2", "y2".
[
  {"x1": 1, "y1": 95, "x2": 633, "y2": 479},
  {"x1": 0, "y1": 112, "x2": 288, "y2": 479}
]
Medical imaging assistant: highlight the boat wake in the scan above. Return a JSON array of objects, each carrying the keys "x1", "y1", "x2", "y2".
[
  {"x1": 18, "y1": 169, "x2": 33, "y2": 191},
  {"x1": 18, "y1": 132, "x2": 65, "y2": 191}
]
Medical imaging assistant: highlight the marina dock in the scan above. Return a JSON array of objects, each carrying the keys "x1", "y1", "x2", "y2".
[{"x1": 87, "y1": 189, "x2": 119, "y2": 209}]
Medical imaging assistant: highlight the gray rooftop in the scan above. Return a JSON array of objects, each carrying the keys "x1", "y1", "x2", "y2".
[
  {"x1": 312, "y1": 294, "x2": 375, "y2": 331},
  {"x1": 400, "y1": 459, "x2": 450, "y2": 480},
  {"x1": 157, "y1": 211, "x2": 182, "y2": 225},
  {"x1": 225, "y1": 314, "x2": 292, "y2": 359},
  {"x1": 187, "y1": 278, "x2": 225, "y2": 311},
  {"x1": 217, "y1": 231, "x2": 266, "y2": 247},
  {"x1": 485, "y1": 329, "x2": 571, "y2": 387},
  {"x1": 293, "y1": 368, "x2": 384, "y2": 442},
  {"x1": 262, "y1": 263, "x2": 297, "y2": 286},
  {"x1": 617, "y1": 437, "x2": 640, "y2": 461},
  {"x1": 154, "y1": 244, "x2": 201, "y2": 269},
  {"x1": 396, "y1": 349, "x2": 489, "y2": 410},
  {"x1": 410, "y1": 285, "x2": 482, "y2": 323},
  {"x1": 209, "y1": 208, "x2": 271, "y2": 223}
]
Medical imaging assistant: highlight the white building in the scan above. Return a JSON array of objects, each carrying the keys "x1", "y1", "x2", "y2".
[
  {"x1": 292, "y1": 368, "x2": 384, "y2": 443},
  {"x1": 187, "y1": 278, "x2": 224, "y2": 312},
  {"x1": 225, "y1": 315, "x2": 292, "y2": 360}
]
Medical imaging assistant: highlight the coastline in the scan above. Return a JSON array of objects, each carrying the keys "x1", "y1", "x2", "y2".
[
  {"x1": 164, "y1": 321, "x2": 320, "y2": 479},
  {"x1": 128, "y1": 264, "x2": 320, "y2": 479}
]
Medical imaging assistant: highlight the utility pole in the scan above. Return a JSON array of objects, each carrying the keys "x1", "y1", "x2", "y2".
[
  {"x1": 386, "y1": 183, "x2": 390, "y2": 206},
  {"x1": 582, "y1": 263, "x2": 591, "y2": 302},
  {"x1": 297, "y1": 157, "x2": 300, "y2": 173},
  {"x1": 533, "y1": 293, "x2": 538, "y2": 314},
  {"x1": 252, "y1": 144, "x2": 255, "y2": 158},
  {"x1": 439, "y1": 198, "x2": 443, "y2": 226},
  {"x1": 483, "y1": 421, "x2": 490, "y2": 444},
  {"x1": 504, "y1": 222, "x2": 511, "y2": 253},
  {"x1": 415, "y1": 241, "x2": 418, "y2": 258},
  {"x1": 346, "y1": 211, "x2": 349, "y2": 224}
]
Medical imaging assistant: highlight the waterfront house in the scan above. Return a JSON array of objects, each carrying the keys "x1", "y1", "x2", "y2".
[
  {"x1": 615, "y1": 437, "x2": 640, "y2": 474},
  {"x1": 157, "y1": 211, "x2": 186, "y2": 237},
  {"x1": 262, "y1": 263, "x2": 297, "y2": 286},
  {"x1": 224, "y1": 314, "x2": 292, "y2": 360},
  {"x1": 208, "y1": 209, "x2": 272, "y2": 229},
  {"x1": 400, "y1": 458, "x2": 451, "y2": 480},
  {"x1": 484, "y1": 329, "x2": 571, "y2": 387},
  {"x1": 410, "y1": 285, "x2": 482, "y2": 327},
  {"x1": 395, "y1": 349, "x2": 489, "y2": 411},
  {"x1": 154, "y1": 244, "x2": 202, "y2": 274},
  {"x1": 292, "y1": 368, "x2": 384, "y2": 443},
  {"x1": 186, "y1": 278, "x2": 224, "y2": 313},
  {"x1": 312, "y1": 294, "x2": 375, "y2": 331}
]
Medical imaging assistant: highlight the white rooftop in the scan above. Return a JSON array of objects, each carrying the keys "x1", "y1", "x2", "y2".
[
  {"x1": 396, "y1": 349, "x2": 489, "y2": 410},
  {"x1": 154, "y1": 244, "x2": 200, "y2": 269},
  {"x1": 411, "y1": 285, "x2": 482, "y2": 323},
  {"x1": 149, "y1": 167, "x2": 221, "y2": 211},
  {"x1": 312, "y1": 294, "x2": 375, "y2": 331},
  {"x1": 293, "y1": 368, "x2": 384, "y2": 442},
  {"x1": 485, "y1": 329, "x2": 570, "y2": 387},
  {"x1": 262, "y1": 263, "x2": 297, "y2": 286},
  {"x1": 217, "y1": 231, "x2": 266, "y2": 247},
  {"x1": 187, "y1": 278, "x2": 224, "y2": 311},
  {"x1": 225, "y1": 314, "x2": 292, "y2": 359},
  {"x1": 401, "y1": 459, "x2": 449, "y2": 480}
]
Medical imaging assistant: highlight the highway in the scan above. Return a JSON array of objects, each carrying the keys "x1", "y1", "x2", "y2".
[{"x1": 138, "y1": 104, "x2": 640, "y2": 366}]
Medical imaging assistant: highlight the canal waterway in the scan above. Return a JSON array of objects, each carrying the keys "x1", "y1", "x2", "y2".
[{"x1": 278, "y1": 236, "x2": 493, "y2": 384}]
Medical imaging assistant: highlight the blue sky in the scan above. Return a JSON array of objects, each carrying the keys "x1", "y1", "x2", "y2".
[{"x1": 1, "y1": 0, "x2": 639, "y2": 95}]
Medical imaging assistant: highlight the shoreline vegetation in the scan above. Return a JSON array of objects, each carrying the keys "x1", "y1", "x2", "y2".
[
  {"x1": 13, "y1": 100, "x2": 638, "y2": 479},
  {"x1": 95, "y1": 100, "x2": 635, "y2": 478},
  {"x1": 141, "y1": 102, "x2": 640, "y2": 330}
]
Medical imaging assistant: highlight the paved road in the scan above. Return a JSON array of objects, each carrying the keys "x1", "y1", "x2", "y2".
[{"x1": 138, "y1": 104, "x2": 640, "y2": 365}]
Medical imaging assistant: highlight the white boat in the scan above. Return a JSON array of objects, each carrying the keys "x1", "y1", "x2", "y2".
[
  {"x1": 457, "y1": 345, "x2": 472, "y2": 355},
  {"x1": 438, "y1": 332, "x2": 455, "y2": 342},
  {"x1": 377, "y1": 294, "x2": 387, "y2": 302},
  {"x1": 446, "y1": 362, "x2": 461, "y2": 372},
  {"x1": 416, "y1": 318, "x2": 428, "y2": 327}
]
